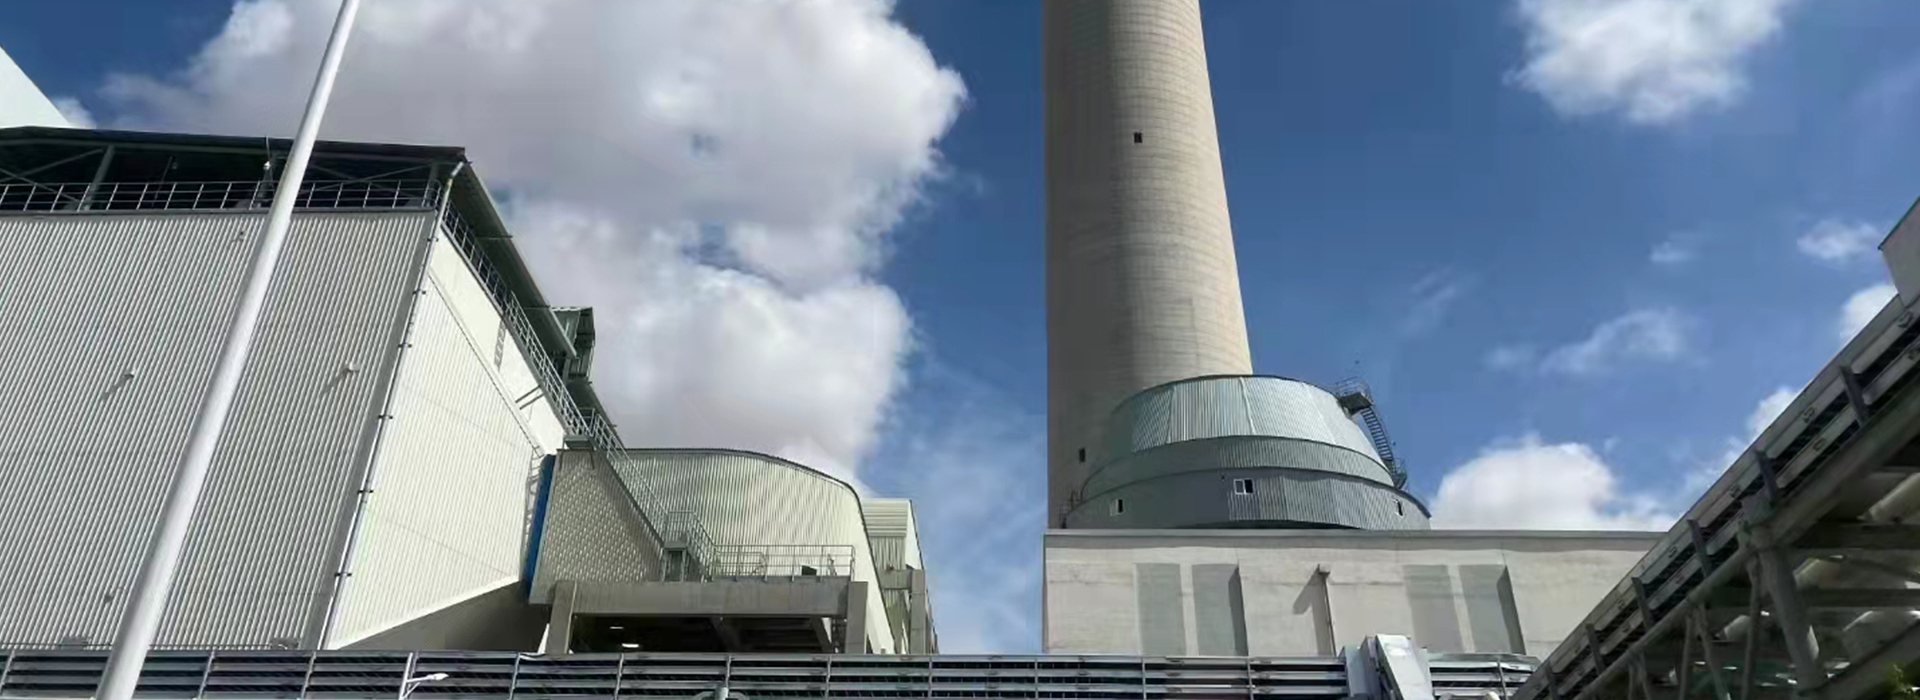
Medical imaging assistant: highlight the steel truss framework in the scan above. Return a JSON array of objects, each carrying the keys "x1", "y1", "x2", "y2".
[
  {"x1": 0, "y1": 649, "x2": 1535, "y2": 700},
  {"x1": 1515, "y1": 285, "x2": 1920, "y2": 700}
]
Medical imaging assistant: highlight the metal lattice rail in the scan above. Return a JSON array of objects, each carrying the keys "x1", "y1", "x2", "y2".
[{"x1": 0, "y1": 648, "x2": 1535, "y2": 700}]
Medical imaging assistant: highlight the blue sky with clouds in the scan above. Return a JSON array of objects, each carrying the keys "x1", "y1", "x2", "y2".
[{"x1": 6, "y1": 0, "x2": 1920, "y2": 653}]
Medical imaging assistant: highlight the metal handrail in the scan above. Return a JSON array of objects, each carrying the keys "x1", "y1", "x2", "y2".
[{"x1": 0, "y1": 179, "x2": 438, "y2": 213}]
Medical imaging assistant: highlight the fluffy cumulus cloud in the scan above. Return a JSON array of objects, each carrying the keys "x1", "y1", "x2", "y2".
[
  {"x1": 1839, "y1": 283, "x2": 1898, "y2": 344},
  {"x1": 1797, "y1": 218, "x2": 1884, "y2": 264},
  {"x1": 1431, "y1": 434, "x2": 1672, "y2": 530},
  {"x1": 95, "y1": 0, "x2": 967, "y2": 485},
  {"x1": 1511, "y1": 0, "x2": 1797, "y2": 125},
  {"x1": 1492, "y1": 308, "x2": 1692, "y2": 376}
]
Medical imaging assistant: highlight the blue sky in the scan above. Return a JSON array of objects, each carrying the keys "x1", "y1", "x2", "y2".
[{"x1": 7, "y1": 0, "x2": 1920, "y2": 653}]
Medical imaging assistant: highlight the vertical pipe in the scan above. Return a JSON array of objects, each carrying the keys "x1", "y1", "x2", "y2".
[{"x1": 95, "y1": 1, "x2": 362, "y2": 698}]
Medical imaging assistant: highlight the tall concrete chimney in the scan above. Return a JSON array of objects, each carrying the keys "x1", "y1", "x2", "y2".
[{"x1": 1045, "y1": 0, "x2": 1252, "y2": 526}]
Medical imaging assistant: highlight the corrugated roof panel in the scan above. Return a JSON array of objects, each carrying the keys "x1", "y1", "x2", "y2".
[{"x1": 0, "y1": 210, "x2": 422, "y2": 648}]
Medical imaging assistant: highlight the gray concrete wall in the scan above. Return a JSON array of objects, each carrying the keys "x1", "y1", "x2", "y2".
[
  {"x1": 1045, "y1": 0, "x2": 1253, "y2": 526},
  {"x1": 1044, "y1": 530, "x2": 1658, "y2": 657}
]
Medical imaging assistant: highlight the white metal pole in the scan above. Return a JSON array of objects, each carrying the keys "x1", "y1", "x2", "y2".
[{"x1": 95, "y1": 1, "x2": 363, "y2": 698}]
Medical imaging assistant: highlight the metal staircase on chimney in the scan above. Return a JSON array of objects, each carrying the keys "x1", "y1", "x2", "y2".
[{"x1": 1333, "y1": 378, "x2": 1407, "y2": 489}]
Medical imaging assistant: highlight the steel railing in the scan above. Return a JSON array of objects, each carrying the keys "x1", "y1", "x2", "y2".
[
  {"x1": 0, "y1": 179, "x2": 438, "y2": 213},
  {"x1": 706, "y1": 544, "x2": 857, "y2": 581}
]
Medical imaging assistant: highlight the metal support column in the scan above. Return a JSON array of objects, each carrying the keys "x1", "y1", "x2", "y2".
[
  {"x1": 80, "y1": 146, "x2": 115, "y2": 210},
  {"x1": 1839, "y1": 370, "x2": 1874, "y2": 422},
  {"x1": 1676, "y1": 615, "x2": 1696, "y2": 700},
  {"x1": 1754, "y1": 543, "x2": 1825, "y2": 691},
  {"x1": 1691, "y1": 608, "x2": 1731, "y2": 700}
]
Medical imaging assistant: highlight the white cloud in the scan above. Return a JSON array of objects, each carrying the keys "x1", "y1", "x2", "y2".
[
  {"x1": 880, "y1": 361, "x2": 1044, "y2": 653},
  {"x1": 49, "y1": 97, "x2": 95, "y2": 128},
  {"x1": 1484, "y1": 344, "x2": 1538, "y2": 371},
  {"x1": 1401, "y1": 270, "x2": 1469, "y2": 336},
  {"x1": 1797, "y1": 219, "x2": 1883, "y2": 264},
  {"x1": 1745, "y1": 386, "x2": 1795, "y2": 440},
  {"x1": 96, "y1": 0, "x2": 967, "y2": 486},
  {"x1": 1511, "y1": 0, "x2": 1796, "y2": 125},
  {"x1": 1650, "y1": 233, "x2": 1701, "y2": 266},
  {"x1": 1839, "y1": 283, "x2": 1898, "y2": 344},
  {"x1": 1688, "y1": 385, "x2": 1797, "y2": 496},
  {"x1": 1431, "y1": 434, "x2": 1673, "y2": 530},
  {"x1": 1539, "y1": 307, "x2": 1693, "y2": 376}
]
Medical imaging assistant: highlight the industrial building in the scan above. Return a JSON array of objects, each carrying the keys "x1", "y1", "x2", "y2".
[
  {"x1": 1038, "y1": 0, "x2": 1688, "y2": 662},
  {"x1": 0, "y1": 125, "x2": 931, "y2": 656}
]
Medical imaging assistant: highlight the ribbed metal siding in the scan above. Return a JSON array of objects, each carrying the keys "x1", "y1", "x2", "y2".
[
  {"x1": 610, "y1": 451, "x2": 899, "y2": 653},
  {"x1": 861, "y1": 498, "x2": 921, "y2": 571},
  {"x1": 1098, "y1": 377, "x2": 1381, "y2": 464},
  {"x1": 1067, "y1": 469, "x2": 1430, "y2": 530},
  {"x1": 1081, "y1": 435, "x2": 1395, "y2": 499},
  {"x1": 329, "y1": 235, "x2": 564, "y2": 645},
  {"x1": 0, "y1": 211, "x2": 422, "y2": 648}
]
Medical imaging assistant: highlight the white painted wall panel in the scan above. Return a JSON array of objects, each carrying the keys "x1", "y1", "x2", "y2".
[
  {"x1": 0, "y1": 210, "x2": 423, "y2": 648},
  {"x1": 1043, "y1": 530, "x2": 1656, "y2": 657},
  {"x1": 329, "y1": 234, "x2": 563, "y2": 645}
]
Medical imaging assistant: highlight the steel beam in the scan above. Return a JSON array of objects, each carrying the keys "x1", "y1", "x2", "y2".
[
  {"x1": 1815, "y1": 555, "x2": 1920, "y2": 586},
  {"x1": 1839, "y1": 370, "x2": 1874, "y2": 422},
  {"x1": 1676, "y1": 615, "x2": 1695, "y2": 700},
  {"x1": 1754, "y1": 545, "x2": 1826, "y2": 692},
  {"x1": 1739, "y1": 578, "x2": 1762, "y2": 700},
  {"x1": 1815, "y1": 620, "x2": 1920, "y2": 700},
  {"x1": 1796, "y1": 524, "x2": 1920, "y2": 553},
  {"x1": 1691, "y1": 608, "x2": 1731, "y2": 700},
  {"x1": 0, "y1": 147, "x2": 105, "y2": 184},
  {"x1": 1771, "y1": 366, "x2": 1920, "y2": 542}
]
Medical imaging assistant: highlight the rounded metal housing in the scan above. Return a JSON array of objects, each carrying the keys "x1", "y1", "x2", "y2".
[{"x1": 1065, "y1": 376, "x2": 1430, "y2": 530}]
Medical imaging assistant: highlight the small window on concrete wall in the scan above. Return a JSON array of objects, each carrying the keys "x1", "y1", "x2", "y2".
[
  {"x1": 1133, "y1": 131, "x2": 1143, "y2": 143},
  {"x1": 1232, "y1": 478, "x2": 1254, "y2": 495},
  {"x1": 1111, "y1": 499, "x2": 1124, "y2": 516},
  {"x1": 1078, "y1": 448, "x2": 1086, "y2": 463}
]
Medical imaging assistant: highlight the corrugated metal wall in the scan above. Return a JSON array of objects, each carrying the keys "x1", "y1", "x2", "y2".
[
  {"x1": 328, "y1": 235, "x2": 566, "y2": 646},
  {"x1": 1066, "y1": 468, "x2": 1430, "y2": 530},
  {"x1": 1073, "y1": 376, "x2": 1419, "y2": 530},
  {"x1": 0, "y1": 210, "x2": 424, "y2": 648},
  {"x1": 609, "y1": 450, "x2": 899, "y2": 653},
  {"x1": 1099, "y1": 377, "x2": 1381, "y2": 464},
  {"x1": 861, "y1": 498, "x2": 921, "y2": 571}
]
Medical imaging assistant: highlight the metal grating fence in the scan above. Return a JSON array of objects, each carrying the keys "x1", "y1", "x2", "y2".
[{"x1": 0, "y1": 649, "x2": 1534, "y2": 700}]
